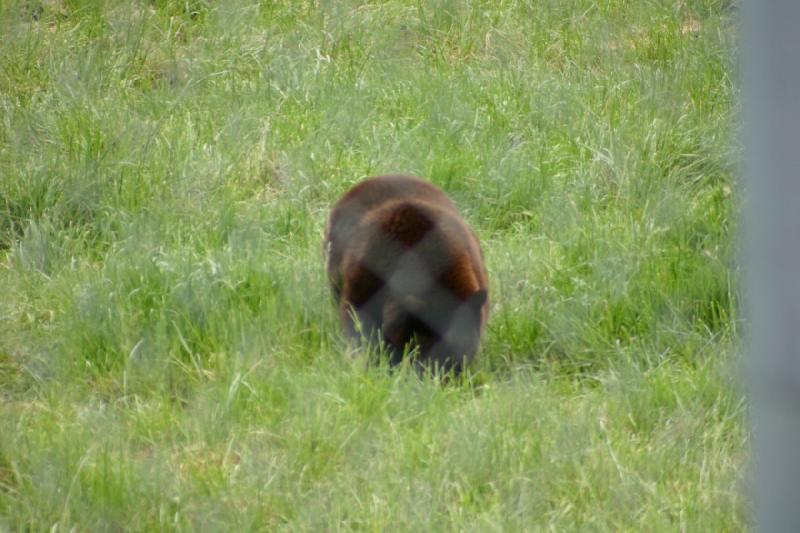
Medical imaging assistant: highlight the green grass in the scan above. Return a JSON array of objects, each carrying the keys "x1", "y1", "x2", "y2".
[{"x1": 1, "y1": 0, "x2": 745, "y2": 530}]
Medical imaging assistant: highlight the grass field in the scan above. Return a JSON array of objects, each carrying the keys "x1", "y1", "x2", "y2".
[{"x1": 0, "y1": 0, "x2": 746, "y2": 530}]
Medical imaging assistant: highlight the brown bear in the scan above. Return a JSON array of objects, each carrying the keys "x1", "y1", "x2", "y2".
[{"x1": 325, "y1": 174, "x2": 489, "y2": 373}]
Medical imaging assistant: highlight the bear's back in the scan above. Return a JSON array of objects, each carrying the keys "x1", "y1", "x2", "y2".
[
  {"x1": 326, "y1": 175, "x2": 480, "y2": 297},
  {"x1": 326, "y1": 175, "x2": 457, "y2": 268}
]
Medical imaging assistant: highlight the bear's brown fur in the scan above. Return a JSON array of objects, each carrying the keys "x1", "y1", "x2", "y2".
[{"x1": 325, "y1": 175, "x2": 489, "y2": 373}]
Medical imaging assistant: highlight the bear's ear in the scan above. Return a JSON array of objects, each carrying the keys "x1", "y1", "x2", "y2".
[{"x1": 467, "y1": 289, "x2": 487, "y2": 315}]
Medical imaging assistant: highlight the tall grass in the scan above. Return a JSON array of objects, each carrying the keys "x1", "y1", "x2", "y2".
[{"x1": 1, "y1": 0, "x2": 745, "y2": 529}]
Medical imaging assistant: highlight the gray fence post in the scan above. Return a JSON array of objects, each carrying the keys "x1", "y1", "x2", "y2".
[{"x1": 743, "y1": 1, "x2": 800, "y2": 531}]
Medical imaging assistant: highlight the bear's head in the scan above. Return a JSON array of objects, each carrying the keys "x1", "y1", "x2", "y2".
[{"x1": 381, "y1": 289, "x2": 487, "y2": 373}]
